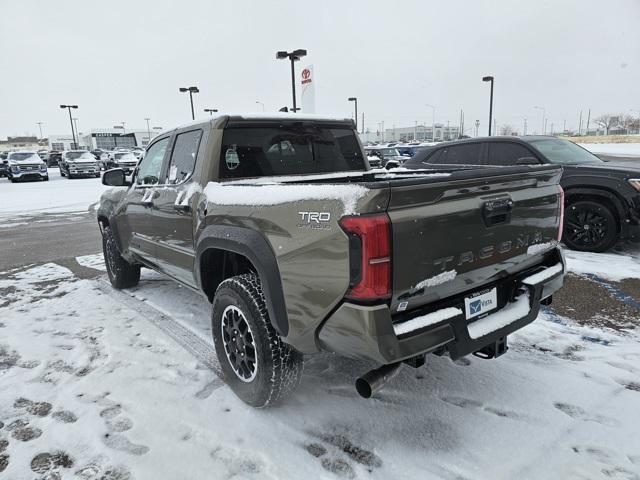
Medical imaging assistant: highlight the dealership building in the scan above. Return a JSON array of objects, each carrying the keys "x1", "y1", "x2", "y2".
[
  {"x1": 47, "y1": 128, "x2": 158, "y2": 151},
  {"x1": 359, "y1": 123, "x2": 460, "y2": 143}
]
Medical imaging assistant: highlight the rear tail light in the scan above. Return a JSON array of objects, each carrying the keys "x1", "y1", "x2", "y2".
[
  {"x1": 339, "y1": 214, "x2": 392, "y2": 301},
  {"x1": 557, "y1": 184, "x2": 565, "y2": 242}
]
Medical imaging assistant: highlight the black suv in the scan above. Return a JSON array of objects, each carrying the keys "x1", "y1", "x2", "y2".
[{"x1": 404, "y1": 136, "x2": 640, "y2": 252}]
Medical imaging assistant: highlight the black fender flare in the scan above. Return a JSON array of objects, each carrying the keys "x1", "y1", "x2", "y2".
[
  {"x1": 563, "y1": 186, "x2": 626, "y2": 223},
  {"x1": 195, "y1": 225, "x2": 289, "y2": 336}
]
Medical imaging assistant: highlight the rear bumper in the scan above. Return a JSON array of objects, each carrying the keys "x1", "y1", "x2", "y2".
[{"x1": 318, "y1": 247, "x2": 565, "y2": 364}]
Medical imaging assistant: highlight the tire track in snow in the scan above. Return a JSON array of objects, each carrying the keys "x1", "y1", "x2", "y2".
[{"x1": 95, "y1": 279, "x2": 225, "y2": 393}]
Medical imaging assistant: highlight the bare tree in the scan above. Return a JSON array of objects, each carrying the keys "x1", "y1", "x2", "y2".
[
  {"x1": 593, "y1": 113, "x2": 619, "y2": 135},
  {"x1": 499, "y1": 124, "x2": 515, "y2": 136}
]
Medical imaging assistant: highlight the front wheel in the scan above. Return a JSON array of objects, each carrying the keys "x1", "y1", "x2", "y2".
[
  {"x1": 102, "y1": 226, "x2": 140, "y2": 289},
  {"x1": 212, "y1": 273, "x2": 303, "y2": 407},
  {"x1": 562, "y1": 199, "x2": 618, "y2": 252}
]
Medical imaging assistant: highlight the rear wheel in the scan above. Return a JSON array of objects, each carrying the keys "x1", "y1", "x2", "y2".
[
  {"x1": 563, "y1": 199, "x2": 618, "y2": 252},
  {"x1": 211, "y1": 273, "x2": 303, "y2": 407},
  {"x1": 102, "y1": 226, "x2": 140, "y2": 289}
]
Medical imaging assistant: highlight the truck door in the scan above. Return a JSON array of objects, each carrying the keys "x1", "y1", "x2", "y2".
[
  {"x1": 152, "y1": 128, "x2": 203, "y2": 287},
  {"x1": 121, "y1": 136, "x2": 171, "y2": 264}
]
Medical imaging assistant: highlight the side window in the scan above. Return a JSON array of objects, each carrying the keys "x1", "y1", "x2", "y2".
[
  {"x1": 166, "y1": 130, "x2": 202, "y2": 184},
  {"x1": 487, "y1": 143, "x2": 536, "y2": 166},
  {"x1": 444, "y1": 144, "x2": 482, "y2": 164},
  {"x1": 424, "y1": 148, "x2": 445, "y2": 164},
  {"x1": 136, "y1": 137, "x2": 169, "y2": 185}
]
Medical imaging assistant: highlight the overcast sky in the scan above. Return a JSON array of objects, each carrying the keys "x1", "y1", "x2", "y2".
[{"x1": 1, "y1": 0, "x2": 638, "y2": 139}]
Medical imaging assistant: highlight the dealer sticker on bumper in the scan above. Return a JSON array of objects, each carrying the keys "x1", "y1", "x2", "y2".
[{"x1": 464, "y1": 287, "x2": 498, "y2": 320}]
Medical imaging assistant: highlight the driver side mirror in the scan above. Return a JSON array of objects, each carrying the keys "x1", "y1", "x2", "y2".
[
  {"x1": 102, "y1": 168, "x2": 129, "y2": 187},
  {"x1": 515, "y1": 156, "x2": 542, "y2": 165}
]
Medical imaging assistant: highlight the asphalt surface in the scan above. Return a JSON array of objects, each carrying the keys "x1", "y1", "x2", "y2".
[{"x1": 0, "y1": 212, "x2": 101, "y2": 273}]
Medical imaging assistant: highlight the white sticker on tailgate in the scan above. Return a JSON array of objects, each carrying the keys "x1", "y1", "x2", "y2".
[{"x1": 464, "y1": 287, "x2": 497, "y2": 320}]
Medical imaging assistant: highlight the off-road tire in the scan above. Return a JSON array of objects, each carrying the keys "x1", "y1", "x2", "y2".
[
  {"x1": 102, "y1": 226, "x2": 140, "y2": 289},
  {"x1": 212, "y1": 273, "x2": 303, "y2": 407},
  {"x1": 563, "y1": 199, "x2": 618, "y2": 252}
]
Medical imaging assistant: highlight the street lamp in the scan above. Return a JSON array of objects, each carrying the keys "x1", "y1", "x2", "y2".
[
  {"x1": 276, "y1": 49, "x2": 307, "y2": 112},
  {"x1": 482, "y1": 76, "x2": 494, "y2": 136},
  {"x1": 179, "y1": 86, "x2": 200, "y2": 120},
  {"x1": 204, "y1": 108, "x2": 218, "y2": 115},
  {"x1": 73, "y1": 118, "x2": 80, "y2": 147},
  {"x1": 36, "y1": 122, "x2": 44, "y2": 140},
  {"x1": 255, "y1": 101, "x2": 265, "y2": 112},
  {"x1": 144, "y1": 117, "x2": 151, "y2": 145},
  {"x1": 348, "y1": 97, "x2": 358, "y2": 132},
  {"x1": 425, "y1": 104, "x2": 435, "y2": 141},
  {"x1": 60, "y1": 104, "x2": 78, "y2": 149},
  {"x1": 534, "y1": 106, "x2": 546, "y2": 134}
]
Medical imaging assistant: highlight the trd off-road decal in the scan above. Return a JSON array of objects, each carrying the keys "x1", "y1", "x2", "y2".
[{"x1": 297, "y1": 211, "x2": 332, "y2": 230}]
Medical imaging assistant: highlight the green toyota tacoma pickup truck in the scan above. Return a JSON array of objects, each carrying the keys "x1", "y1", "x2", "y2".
[{"x1": 98, "y1": 113, "x2": 566, "y2": 406}]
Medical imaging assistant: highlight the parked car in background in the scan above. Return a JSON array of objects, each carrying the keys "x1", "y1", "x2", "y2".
[
  {"x1": 91, "y1": 149, "x2": 111, "y2": 170},
  {"x1": 0, "y1": 153, "x2": 8, "y2": 177},
  {"x1": 37, "y1": 149, "x2": 49, "y2": 162},
  {"x1": 131, "y1": 146, "x2": 145, "y2": 160},
  {"x1": 6, "y1": 151, "x2": 49, "y2": 182},
  {"x1": 364, "y1": 146, "x2": 408, "y2": 169},
  {"x1": 107, "y1": 151, "x2": 139, "y2": 174},
  {"x1": 404, "y1": 136, "x2": 640, "y2": 252},
  {"x1": 59, "y1": 150, "x2": 101, "y2": 179},
  {"x1": 46, "y1": 150, "x2": 62, "y2": 167}
]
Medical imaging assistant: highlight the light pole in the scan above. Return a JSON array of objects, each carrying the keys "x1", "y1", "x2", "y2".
[
  {"x1": 144, "y1": 117, "x2": 151, "y2": 145},
  {"x1": 179, "y1": 86, "x2": 200, "y2": 120},
  {"x1": 36, "y1": 122, "x2": 44, "y2": 139},
  {"x1": 73, "y1": 118, "x2": 80, "y2": 148},
  {"x1": 60, "y1": 104, "x2": 78, "y2": 149},
  {"x1": 425, "y1": 104, "x2": 435, "y2": 141},
  {"x1": 482, "y1": 76, "x2": 494, "y2": 136},
  {"x1": 255, "y1": 101, "x2": 265, "y2": 112},
  {"x1": 276, "y1": 49, "x2": 307, "y2": 112},
  {"x1": 534, "y1": 106, "x2": 546, "y2": 134},
  {"x1": 348, "y1": 97, "x2": 358, "y2": 131},
  {"x1": 204, "y1": 108, "x2": 218, "y2": 116},
  {"x1": 474, "y1": 120, "x2": 480, "y2": 137}
]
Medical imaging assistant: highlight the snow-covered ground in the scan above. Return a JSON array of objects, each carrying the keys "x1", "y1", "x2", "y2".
[
  {"x1": 0, "y1": 169, "x2": 109, "y2": 224},
  {"x1": 580, "y1": 143, "x2": 640, "y2": 157},
  {"x1": 1, "y1": 247, "x2": 639, "y2": 479}
]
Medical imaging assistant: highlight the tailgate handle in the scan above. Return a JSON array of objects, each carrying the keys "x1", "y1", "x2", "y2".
[{"x1": 482, "y1": 197, "x2": 513, "y2": 226}]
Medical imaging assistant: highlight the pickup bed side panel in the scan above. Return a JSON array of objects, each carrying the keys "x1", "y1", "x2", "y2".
[{"x1": 199, "y1": 187, "x2": 390, "y2": 353}]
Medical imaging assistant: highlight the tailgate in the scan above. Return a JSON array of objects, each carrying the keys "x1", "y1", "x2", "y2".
[{"x1": 387, "y1": 166, "x2": 562, "y2": 314}]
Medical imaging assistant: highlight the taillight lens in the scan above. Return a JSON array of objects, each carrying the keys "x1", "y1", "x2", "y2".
[
  {"x1": 557, "y1": 184, "x2": 565, "y2": 242},
  {"x1": 339, "y1": 214, "x2": 392, "y2": 301}
]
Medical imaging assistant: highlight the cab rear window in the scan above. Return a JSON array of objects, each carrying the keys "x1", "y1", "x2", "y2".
[{"x1": 219, "y1": 124, "x2": 365, "y2": 178}]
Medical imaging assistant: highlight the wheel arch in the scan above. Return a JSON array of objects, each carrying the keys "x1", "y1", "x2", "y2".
[
  {"x1": 196, "y1": 226, "x2": 288, "y2": 337},
  {"x1": 563, "y1": 186, "x2": 625, "y2": 232}
]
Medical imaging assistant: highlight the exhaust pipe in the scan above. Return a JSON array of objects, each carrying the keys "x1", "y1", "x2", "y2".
[{"x1": 355, "y1": 362, "x2": 403, "y2": 399}]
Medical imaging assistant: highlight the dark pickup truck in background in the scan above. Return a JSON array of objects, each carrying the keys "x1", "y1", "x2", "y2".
[
  {"x1": 98, "y1": 114, "x2": 565, "y2": 406},
  {"x1": 404, "y1": 136, "x2": 640, "y2": 252}
]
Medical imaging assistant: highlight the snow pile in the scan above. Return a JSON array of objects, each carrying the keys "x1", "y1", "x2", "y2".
[
  {"x1": 467, "y1": 292, "x2": 530, "y2": 339},
  {"x1": 76, "y1": 254, "x2": 107, "y2": 271},
  {"x1": 564, "y1": 248, "x2": 640, "y2": 281},
  {"x1": 527, "y1": 241, "x2": 558, "y2": 256},
  {"x1": 580, "y1": 143, "x2": 640, "y2": 157},
  {"x1": 203, "y1": 181, "x2": 369, "y2": 216},
  {"x1": 393, "y1": 307, "x2": 462, "y2": 336},
  {"x1": 413, "y1": 270, "x2": 457, "y2": 291},
  {"x1": 522, "y1": 263, "x2": 563, "y2": 285}
]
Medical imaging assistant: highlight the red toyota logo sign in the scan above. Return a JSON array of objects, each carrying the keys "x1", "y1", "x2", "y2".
[{"x1": 302, "y1": 68, "x2": 311, "y2": 79}]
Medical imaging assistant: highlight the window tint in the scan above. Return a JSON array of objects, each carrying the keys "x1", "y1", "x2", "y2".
[
  {"x1": 424, "y1": 148, "x2": 445, "y2": 164},
  {"x1": 220, "y1": 124, "x2": 365, "y2": 179},
  {"x1": 136, "y1": 137, "x2": 169, "y2": 185},
  {"x1": 166, "y1": 130, "x2": 202, "y2": 184},
  {"x1": 487, "y1": 143, "x2": 536, "y2": 166},
  {"x1": 444, "y1": 144, "x2": 482, "y2": 164}
]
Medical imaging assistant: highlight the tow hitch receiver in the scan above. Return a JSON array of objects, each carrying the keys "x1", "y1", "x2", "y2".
[{"x1": 473, "y1": 336, "x2": 508, "y2": 359}]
